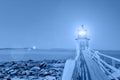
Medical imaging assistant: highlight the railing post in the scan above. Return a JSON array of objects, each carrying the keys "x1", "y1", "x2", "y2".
[{"x1": 111, "y1": 59, "x2": 116, "y2": 67}]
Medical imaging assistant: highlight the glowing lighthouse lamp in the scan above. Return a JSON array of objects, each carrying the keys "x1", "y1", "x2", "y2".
[
  {"x1": 78, "y1": 29, "x2": 87, "y2": 37},
  {"x1": 76, "y1": 25, "x2": 90, "y2": 50}
]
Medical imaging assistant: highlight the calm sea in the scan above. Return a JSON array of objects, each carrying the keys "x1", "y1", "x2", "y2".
[
  {"x1": 0, "y1": 49, "x2": 120, "y2": 62},
  {"x1": 99, "y1": 50, "x2": 120, "y2": 59}
]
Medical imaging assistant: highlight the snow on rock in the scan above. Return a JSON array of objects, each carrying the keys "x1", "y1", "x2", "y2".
[
  {"x1": 0, "y1": 60, "x2": 65, "y2": 80},
  {"x1": 30, "y1": 66, "x2": 41, "y2": 71}
]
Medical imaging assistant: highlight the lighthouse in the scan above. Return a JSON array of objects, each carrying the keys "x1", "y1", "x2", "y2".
[
  {"x1": 75, "y1": 25, "x2": 90, "y2": 60},
  {"x1": 76, "y1": 25, "x2": 90, "y2": 50}
]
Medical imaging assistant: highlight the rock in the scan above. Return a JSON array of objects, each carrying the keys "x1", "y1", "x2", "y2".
[
  {"x1": 0, "y1": 64, "x2": 4, "y2": 67},
  {"x1": 30, "y1": 66, "x2": 40, "y2": 71},
  {"x1": 6, "y1": 78, "x2": 11, "y2": 80},
  {"x1": 0, "y1": 73, "x2": 4, "y2": 78},
  {"x1": 39, "y1": 62, "x2": 46, "y2": 68},
  {"x1": 39, "y1": 70, "x2": 51, "y2": 77},
  {"x1": 29, "y1": 76, "x2": 38, "y2": 79},
  {"x1": 45, "y1": 76, "x2": 56, "y2": 80},
  {"x1": 0, "y1": 60, "x2": 65, "y2": 80},
  {"x1": 10, "y1": 70, "x2": 18, "y2": 76}
]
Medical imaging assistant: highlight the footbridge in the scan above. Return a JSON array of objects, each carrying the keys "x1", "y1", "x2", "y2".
[{"x1": 62, "y1": 26, "x2": 120, "y2": 80}]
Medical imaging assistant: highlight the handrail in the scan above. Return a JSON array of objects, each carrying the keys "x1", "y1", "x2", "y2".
[
  {"x1": 92, "y1": 50, "x2": 120, "y2": 80},
  {"x1": 97, "y1": 52, "x2": 120, "y2": 63},
  {"x1": 72, "y1": 50, "x2": 110, "y2": 80},
  {"x1": 62, "y1": 49, "x2": 120, "y2": 80}
]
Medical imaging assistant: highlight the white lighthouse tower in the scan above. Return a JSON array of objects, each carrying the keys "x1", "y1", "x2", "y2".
[
  {"x1": 76, "y1": 25, "x2": 89, "y2": 50},
  {"x1": 75, "y1": 25, "x2": 90, "y2": 59}
]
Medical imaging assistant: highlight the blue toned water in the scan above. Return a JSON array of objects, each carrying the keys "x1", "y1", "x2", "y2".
[
  {"x1": 0, "y1": 49, "x2": 120, "y2": 62},
  {"x1": 99, "y1": 50, "x2": 120, "y2": 59},
  {"x1": 0, "y1": 48, "x2": 75, "y2": 62}
]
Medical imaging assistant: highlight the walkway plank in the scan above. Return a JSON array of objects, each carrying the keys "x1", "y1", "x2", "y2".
[{"x1": 83, "y1": 51, "x2": 110, "y2": 80}]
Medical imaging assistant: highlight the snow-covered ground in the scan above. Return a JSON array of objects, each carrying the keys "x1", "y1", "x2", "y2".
[{"x1": 0, "y1": 60, "x2": 65, "y2": 80}]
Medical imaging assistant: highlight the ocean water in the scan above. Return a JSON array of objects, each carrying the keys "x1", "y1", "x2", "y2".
[
  {"x1": 0, "y1": 49, "x2": 75, "y2": 62},
  {"x1": 0, "y1": 49, "x2": 120, "y2": 62},
  {"x1": 99, "y1": 50, "x2": 120, "y2": 59}
]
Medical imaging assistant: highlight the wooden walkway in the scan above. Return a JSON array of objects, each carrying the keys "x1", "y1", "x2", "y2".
[
  {"x1": 62, "y1": 50, "x2": 110, "y2": 80},
  {"x1": 83, "y1": 50, "x2": 110, "y2": 80}
]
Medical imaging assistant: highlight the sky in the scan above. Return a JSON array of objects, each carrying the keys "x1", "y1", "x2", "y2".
[{"x1": 0, "y1": 0, "x2": 120, "y2": 50}]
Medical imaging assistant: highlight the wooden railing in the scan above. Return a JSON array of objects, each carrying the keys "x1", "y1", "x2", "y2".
[
  {"x1": 92, "y1": 50, "x2": 120, "y2": 80},
  {"x1": 62, "y1": 49, "x2": 111, "y2": 80},
  {"x1": 62, "y1": 49, "x2": 120, "y2": 80}
]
